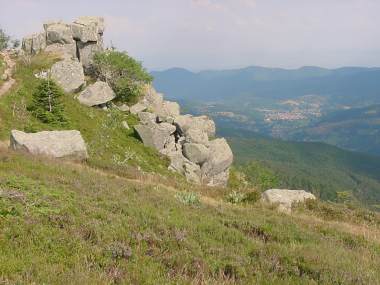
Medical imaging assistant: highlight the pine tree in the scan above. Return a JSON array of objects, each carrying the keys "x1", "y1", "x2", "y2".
[{"x1": 29, "y1": 79, "x2": 66, "y2": 125}]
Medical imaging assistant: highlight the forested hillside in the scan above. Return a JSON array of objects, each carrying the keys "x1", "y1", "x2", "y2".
[{"x1": 222, "y1": 129, "x2": 380, "y2": 208}]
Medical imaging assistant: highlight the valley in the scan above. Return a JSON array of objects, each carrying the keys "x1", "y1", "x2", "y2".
[{"x1": 153, "y1": 66, "x2": 380, "y2": 155}]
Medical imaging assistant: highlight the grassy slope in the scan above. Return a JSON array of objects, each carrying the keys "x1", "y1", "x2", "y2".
[
  {"x1": 1, "y1": 53, "x2": 380, "y2": 284},
  {"x1": 227, "y1": 134, "x2": 380, "y2": 207},
  {"x1": 1, "y1": 148, "x2": 380, "y2": 284},
  {"x1": 0, "y1": 53, "x2": 177, "y2": 178}
]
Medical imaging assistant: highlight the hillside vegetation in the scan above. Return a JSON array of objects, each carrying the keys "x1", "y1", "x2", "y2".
[
  {"x1": 223, "y1": 130, "x2": 380, "y2": 208},
  {"x1": 0, "y1": 53, "x2": 176, "y2": 177},
  {"x1": 1, "y1": 144, "x2": 380, "y2": 284},
  {"x1": 1, "y1": 51, "x2": 380, "y2": 284}
]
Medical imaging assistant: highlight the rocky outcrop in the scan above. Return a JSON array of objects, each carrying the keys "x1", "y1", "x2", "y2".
[
  {"x1": 134, "y1": 85, "x2": 233, "y2": 186},
  {"x1": 22, "y1": 17, "x2": 104, "y2": 73},
  {"x1": 50, "y1": 59, "x2": 85, "y2": 93},
  {"x1": 20, "y1": 17, "x2": 233, "y2": 187},
  {"x1": 78, "y1": 81, "x2": 115, "y2": 106},
  {"x1": 10, "y1": 130, "x2": 88, "y2": 161},
  {"x1": 22, "y1": 33, "x2": 46, "y2": 55},
  {"x1": 45, "y1": 23, "x2": 74, "y2": 45},
  {"x1": 261, "y1": 189, "x2": 316, "y2": 213}
]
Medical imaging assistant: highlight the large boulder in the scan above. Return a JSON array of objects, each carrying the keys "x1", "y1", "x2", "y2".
[
  {"x1": 50, "y1": 60, "x2": 85, "y2": 93},
  {"x1": 185, "y1": 128, "x2": 209, "y2": 145},
  {"x1": 183, "y1": 143, "x2": 210, "y2": 165},
  {"x1": 167, "y1": 151, "x2": 201, "y2": 184},
  {"x1": 156, "y1": 101, "x2": 180, "y2": 120},
  {"x1": 78, "y1": 81, "x2": 115, "y2": 106},
  {"x1": 77, "y1": 41, "x2": 103, "y2": 73},
  {"x1": 46, "y1": 23, "x2": 74, "y2": 45},
  {"x1": 138, "y1": 112, "x2": 157, "y2": 125},
  {"x1": 10, "y1": 130, "x2": 88, "y2": 161},
  {"x1": 22, "y1": 33, "x2": 46, "y2": 54},
  {"x1": 71, "y1": 23, "x2": 97, "y2": 43},
  {"x1": 74, "y1": 16, "x2": 105, "y2": 35},
  {"x1": 21, "y1": 37, "x2": 33, "y2": 54},
  {"x1": 130, "y1": 102, "x2": 147, "y2": 115},
  {"x1": 134, "y1": 123, "x2": 176, "y2": 151},
  {"x1": 72, "y1": 16, "x2": 104, "y2": 43},
  {"x1": 174, "y1": 115, "x2": 216, "y2": 138},
  {"x1": 261, "y1": 189, "x2": 316, "y2": 213},
  {"x1": 201, "y1": 138, "x2": 233, "y2": 185},
  {"x1": 142, "y1": 84, "x2": 164, "y2": 110},
  {"x1": 45, "y1": 43, "x2": 77, "y2": 60}
]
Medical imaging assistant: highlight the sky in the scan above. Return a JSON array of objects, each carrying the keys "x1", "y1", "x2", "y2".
[{"x1": 1, "y1": 0, "x2": 379, "y2": 71}]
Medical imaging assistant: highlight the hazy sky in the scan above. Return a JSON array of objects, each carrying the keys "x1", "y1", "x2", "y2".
[{"x1": 1, "y1": 0, "x2": 379, "y2": 70}]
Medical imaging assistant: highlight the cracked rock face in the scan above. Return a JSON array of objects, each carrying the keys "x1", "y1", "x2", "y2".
[
  {"x1": 50, "y1": 59, "x2": 85, "y2": 93},
  {"x1": 10, "y1": 130, "x2": 88, "y2": 161}
]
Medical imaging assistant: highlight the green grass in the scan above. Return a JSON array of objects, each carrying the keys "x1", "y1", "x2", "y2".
[
  {"x1": 0, "y1": 148, "x2": 380, "y2": 284},
  {"x1": 0, "y1": 53, "x2": 176, "y2": 178}
]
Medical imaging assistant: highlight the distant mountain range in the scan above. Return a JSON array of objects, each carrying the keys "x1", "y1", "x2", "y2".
[
  {"x1": 152, "y1": 65, "x2": 380, "y2": 156},
  {"x1": 152, "y1": 66, "x2": 380, "y2": 105}
]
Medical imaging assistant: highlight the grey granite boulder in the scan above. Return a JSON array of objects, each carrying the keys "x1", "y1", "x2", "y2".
[
  {"x1": 134, "y1": 123, "x2": 176, "y2": 151},
  {"x1": 261, "y1": 189, "x2": 316, "y2": 213},
  {"x1": 78, "y1": 81, "x2": 115, "y2": 106},
  {"x1": 130, "y1": 102, "x2": 147, "y2": 115},
  {"x1": 201, "y1": 138, "x2": 233, "y2": 186},
  {"x1": 183, "y1": 143, "x2": 210, "y2": 165},
  {"x1": 10, "y1": 130, "x2": 88, "y2": 161},
  {"x1": 45, "y1": 43, "x2": 77, "y2": 60},
  {"x1": 50, "y1": 59, "x2": 85, "y2": 93},
  {"x1": 22, "y1": 33, "x2": 47, "y2": 54},
  {"x1": 46, "y1": 23, "x2": 74, "y2": 45},
  {"x1": 174, "y1": 115, "x2": 216, "y2": 138},
  {"x1": 138, "y1": 112, "x2": 157, "y2": 125},
  {"x1": 74, "y1": 16, "x2": 105, "y2": 35},
  {"x1": 77, "y1": 41, "x2": 103, "y2": 73},
  {"x1": 185, "y1": 128, "x2": 209, "y2": 145}
]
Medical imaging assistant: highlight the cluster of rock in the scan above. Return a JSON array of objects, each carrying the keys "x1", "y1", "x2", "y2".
[
  {"x1": 261, "y1": 189, "x2": 316, "y2": 213},
  {"x1": 22, "y1": 16, "x2": 104, "y2": 73},
  {"x1": 17, "y1": 16, "x2": 234, "y2": 187},
  {"x1": 132, "y1": 85, "x2": 233, "y2": 187}
]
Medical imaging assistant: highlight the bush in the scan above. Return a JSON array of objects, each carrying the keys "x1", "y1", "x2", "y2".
[
  {"x1": 28, "y1": 79, "x2": 67, "y2": 125},
  {"x1": 227, "y1": 190, "x2": 261, "y2": 205},
  {"x1": 227, "y1": 191, "x2": 245, "y2": 204},
  {"x1": 93, "y1": 50, "x2": 152, "y2": 104},
  {"x1": 175, "y1": 192, "x2": 200, "y2": 206}
]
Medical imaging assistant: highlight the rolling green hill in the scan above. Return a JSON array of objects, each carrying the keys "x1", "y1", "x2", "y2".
[{"x1": 222, "y1": 129, "x2": 380, "y2": 208}]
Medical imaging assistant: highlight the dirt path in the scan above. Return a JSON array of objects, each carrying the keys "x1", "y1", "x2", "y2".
[{"x1": 0, "y1": 50, "x2": 16, "y2": 97}]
